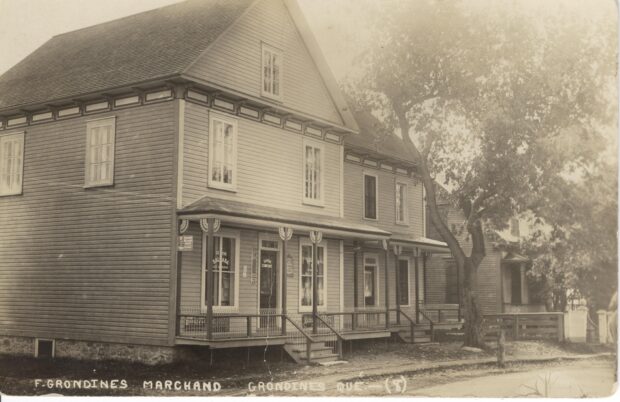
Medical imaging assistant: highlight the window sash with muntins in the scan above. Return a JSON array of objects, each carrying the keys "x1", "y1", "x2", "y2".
[
  {"x1": 363, "y1": 255, "x2": 378, "y2": 306},
  {"x1": 303, "y1": 140, "x2": 323, "y2": 204},
  {"x1": 208, "y1": 113, "x2": 237, "y2": 190},
  {"x1": 85, "y1": 117, "x2": 115, "y2": 187},
  {"x1": 262, "y1": 44, "x2": 282, "y2": 100},
  {"x1": 364, "y1": 174, "x2": 377, "y2": 219},
  {"x1": 0, "y1": 132, "x2": 24, "y2": 196},
  {"x1": 300, "y1": 243, "x2": 325, "y2": 308},
  {"x1": 205, "y1": 235, "x2": 237, "y2": 307},
  {"x1": 395, "y1": 182, "x2": 407, "y2": 223}
]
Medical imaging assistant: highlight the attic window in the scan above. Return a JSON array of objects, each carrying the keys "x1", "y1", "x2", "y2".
[{"x1": 261, "y1": 43, "x2": 283, "y2": 101}]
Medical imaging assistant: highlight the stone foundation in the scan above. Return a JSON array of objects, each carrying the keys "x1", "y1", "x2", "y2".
[
  {"x1": 0, "y1": 335, "x2": 179, "y2": 365},
  {"x1": 0, "y1": 335, "x2": 35, "y2": 356}
]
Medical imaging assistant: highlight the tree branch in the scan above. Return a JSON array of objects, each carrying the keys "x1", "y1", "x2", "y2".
[{"x1": 392, "y1": 108, "x2": 467, "y2": 268}]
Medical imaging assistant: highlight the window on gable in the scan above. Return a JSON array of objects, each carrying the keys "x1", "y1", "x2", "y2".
[
  {"x1": 208, "y1": 113, "x2": 237, "y2": 191},
  {"x1": 303, "y1": 139, "x2": 323, "y2": 205},
  {"x1": 85, "y1": 117, "x2": 116, "y2": 187},
  {"x1": 262, "y1": 43, "x2": 283, "y2": 100},
  {"x1": 0, "y1": 132, "x2": 25, "y2": 196},
  {"x1": 364, "y1": 173, "x2": 377, "y2": 219},
  {"x1": 395, "y1": 182, "x2": 407, "y2": 224}
]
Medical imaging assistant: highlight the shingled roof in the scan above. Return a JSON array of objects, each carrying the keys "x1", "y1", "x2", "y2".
[
  {"x1": 0, "y1": 0, "x2": 254, "y2": 110},
  {"x1": 344, "y1": 110, "x2": 416, "y2": 165}
]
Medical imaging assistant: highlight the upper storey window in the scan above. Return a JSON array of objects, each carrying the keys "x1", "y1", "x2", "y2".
[
  {"x1": 395, "y1": 182, "x2": 408, "y2": 224},
  {"x1": 303, "y1": 139, "x2": 323, "y2": 205},
  {"x1": 208, "y1": 112, "x2": 238, "y2": 191},
  {"x1": 261, "y1": 43, "x2": 283, "y2": 101},
  {"x1": 0, "y1": 132, "x2": 25, "y2": 196},
  {"x1": 85, "y1": 117, "x2": 115, "y2": 188},
  {"x1": 364, "y1": 173, "x2": 378, "y2": 220}
]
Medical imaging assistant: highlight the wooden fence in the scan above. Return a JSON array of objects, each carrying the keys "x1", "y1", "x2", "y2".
[{"x1": 483, "y1": 312, "x2": 565, "y2": 342}]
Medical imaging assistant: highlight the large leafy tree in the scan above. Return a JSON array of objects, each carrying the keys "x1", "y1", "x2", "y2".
[{"x1": 345, "y1": 0, "x2": 616, "y2": 347}]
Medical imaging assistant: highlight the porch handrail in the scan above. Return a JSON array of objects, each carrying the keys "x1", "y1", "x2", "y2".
[
  {"x1": 418, "y1": 309, "x2": 435, "y2": 341},
  {"x1": 316, "y1": 314, "x2": 344, "y2": 359},
  {"x1": 283, "y1": 315, "x2": 317, "y2": 363},
  {"x1": 389, "y1": 308, "x2": 416, "y2": 342}
]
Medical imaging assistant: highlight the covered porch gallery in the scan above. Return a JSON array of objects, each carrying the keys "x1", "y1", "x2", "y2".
[{"x1": 174, "y1": 198, "x2": 459, "y2": 347}]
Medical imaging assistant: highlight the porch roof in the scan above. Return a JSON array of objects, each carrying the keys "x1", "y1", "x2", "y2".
[
  {"x1": 390, "y1": 235, "x2": 450, "y2": 253},
  {"x1": 178, "y1": 196, "x2": 391, "y2": 239}
]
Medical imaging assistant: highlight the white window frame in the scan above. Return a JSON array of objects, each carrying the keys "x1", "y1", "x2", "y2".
[
  {"x1": 0, "y1": 132, "x2": 25, "y2": 196},
  {"x1": 208, "y1": 111, "x2": 238, "y2": 192},
  {"x1": 363, "y1": 253, "x2": 380, "y2": 307},
  {"x1": 302, "y1": 138, "x2": 324, "y2": 206},
  {"x1": 398, "y1": 257, "x2": 411, "y2": 307},
  {"x1": 261, "y1": 42, "x2": 284, "y2": 101},
  {"x1": 363, "y1": 172, "x2": 379, "y2": 220},
  {"x1": 299, "y1": 238, "x2": 328, "y2": 312},
  {"x1": 201, "y1": 229, "x2": 240, "y2": 312},
  {"x1": 395, "y1": 181, "x2": 408, "y2": 225},
  {"x1": 84, "y1": 117, "x2": 116, "y2": 188}
]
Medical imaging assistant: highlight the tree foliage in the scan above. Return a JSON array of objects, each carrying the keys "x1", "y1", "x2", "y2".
[{"x1": 345, "y1": 0, "x2": 617, "y2": 345}]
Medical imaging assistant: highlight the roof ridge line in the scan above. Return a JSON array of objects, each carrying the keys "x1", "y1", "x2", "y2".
[{"x1": 51, "y1": 0, "x2": 187, "y2": 39}]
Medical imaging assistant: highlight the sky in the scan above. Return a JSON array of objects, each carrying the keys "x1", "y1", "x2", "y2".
[
  {"x1": 0, "y1": 0, "x2": 614, "y2": 81},
  {"x1": 0, "y1": 0, "x2": 371, "y2": 81}
]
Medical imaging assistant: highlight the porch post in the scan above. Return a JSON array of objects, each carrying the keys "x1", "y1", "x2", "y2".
[
  {"x1": 393, "y1": 245, "x2": 402, "y2": 325},
  {"x1": 353, "y1": 241, "x2": 359, "y2": 309},
  {"x1": 422, "y1": 252, "x2": 428, "y2": 304},
  {"x1": 414, "y1": 249, "x2": 420, "y2": 324},
  {"x1": 206, "y1": 218, "x2": 215, "y2": 340},
  {"x1": 382, "y1": 240, "x2": 390, "y2": 329},
  {"x1": 279, "y1": 227, "x2": 293, "y2": 335},
  {"x1": 310, "y1": 230, "x2": 322, "y2": 335}
]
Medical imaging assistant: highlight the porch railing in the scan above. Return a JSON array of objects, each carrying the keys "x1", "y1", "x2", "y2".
[
  {"x1": 177, "y1": 312, "x2": 286, "y2": 340},
  {"x1": 321, "y1": 309, "x2": 391, "y2": 332},
  {"x1": 418, "y1": 309, "x2": 436, "y2": 341},
  {"x1": 418, "y1": 300, "x2": 462, "y2": 323}
]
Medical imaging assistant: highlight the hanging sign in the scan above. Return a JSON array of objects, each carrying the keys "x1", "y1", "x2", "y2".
[
  {"x1": 177, "y1": 235, "x2": 193, "y2": 251},
  {"x1": 286, "y1": 254, "x2": 294, "y2": 277}
]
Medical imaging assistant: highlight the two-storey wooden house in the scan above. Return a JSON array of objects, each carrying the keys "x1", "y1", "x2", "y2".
[{"x1": 0, "y1": 0, "x2": 460, "y2": 365}]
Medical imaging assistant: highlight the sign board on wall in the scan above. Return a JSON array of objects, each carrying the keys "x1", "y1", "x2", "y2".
[{"x1": 177, "y1": 235, "x2": 193, "y2": 251}]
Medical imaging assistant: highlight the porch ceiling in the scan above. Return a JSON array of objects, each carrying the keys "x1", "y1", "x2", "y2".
[{"x1": 178, "y1": 196, "x2": 391, "y2": 240}]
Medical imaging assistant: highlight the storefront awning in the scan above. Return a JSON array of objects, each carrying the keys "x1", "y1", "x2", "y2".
[{"x1": 178, "y1": 196, "x2": 391, "y2": 240}]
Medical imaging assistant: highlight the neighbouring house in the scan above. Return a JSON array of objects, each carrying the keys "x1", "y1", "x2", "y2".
[
  {"x1": 425, "y1": 198, "x2": 547, "y2": 315},
  {"x1": 0, "y1": 0, "x2": 458, "y2": 365}
]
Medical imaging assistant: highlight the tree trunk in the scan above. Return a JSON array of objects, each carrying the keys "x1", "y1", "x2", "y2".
[
  {"x1": 461, "y1": 257, "x2": 486, "y2": 348},
  {"x1": 395, "y1": 111, "x2": 486, "y2": 348}
]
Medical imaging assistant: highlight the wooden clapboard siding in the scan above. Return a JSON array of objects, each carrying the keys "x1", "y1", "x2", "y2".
[
  {"x1": 343, "y1": 161, "x2": 424, "y2": 237},
  {"x1": 441, "y1": 208, "x2": 502, "y2": 315},
  {"x1": 178, "y1": 229, "x2": 344, "y2": 317},
  {"x1": 182, "y1": 101, "x2": 342, "y2": 216},
  {"x1": 342, "y1": 244, "x2": 419, "y2": 316},
  {"x1": 186, "y1": 0, "x2": 343, "y2": 126},
  {"x1": 425, "y1": 255, "x2": 449, "y2": 304},
  {"x1": 0, "y1": 101, "x2": 176, "y2": 346}
]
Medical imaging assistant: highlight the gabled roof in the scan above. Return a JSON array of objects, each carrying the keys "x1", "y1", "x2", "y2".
[
  {"x1": 0, "y1": 0, "x2": 253, "y2": 110},
  {"x1": 344, "y1": 110, "x2": 415, "y2": 165},
  {"x1": 0, "y1": 0, "x2": 358, "y2": 132}
]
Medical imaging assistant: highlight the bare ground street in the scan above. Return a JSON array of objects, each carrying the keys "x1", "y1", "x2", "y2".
[{"x1": 0, "y1": 340, "x2": 616, "y2": 397}]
